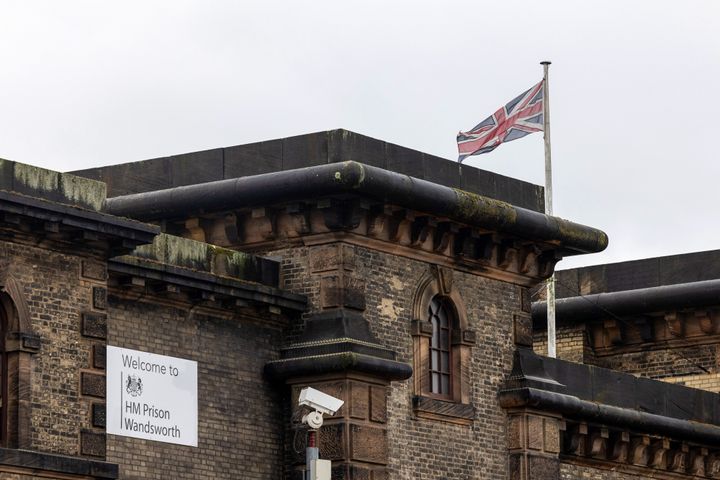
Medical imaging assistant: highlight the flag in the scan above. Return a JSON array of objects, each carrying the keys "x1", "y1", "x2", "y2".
[{"x1": 457, "y1": 80, "x2": 544, "y2": 162}]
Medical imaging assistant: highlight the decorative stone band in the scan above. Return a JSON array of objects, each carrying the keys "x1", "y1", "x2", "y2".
[
  {"x1": 265, "y1": 351, "x2": 412, "y2": 381},
  {"x1": 105, "y1": 161, "x2": 608, "y2": 257}
]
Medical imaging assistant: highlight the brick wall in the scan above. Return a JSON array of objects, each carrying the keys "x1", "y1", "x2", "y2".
[
  {"x1": 534, "y1": 324, "x2": 719, "y2": 388},
  {"x1": 0, "y1": 239, "x2": 102, "y2": 456},
  {"x1": 106, "y1": 296, "x2": 288, "y2": 479},
  {"x1": 593, "y1": 344, "x2": 718, "y2": 379},
  {"x1": 661, "y1": 372, "x2": 720, "y2": 393},
  {"x1": 264, "y1": 241, "x2": 522, "y2": 479},
  {"x1": 533, "y1": 325, "x2": 592, "y2": 364}
]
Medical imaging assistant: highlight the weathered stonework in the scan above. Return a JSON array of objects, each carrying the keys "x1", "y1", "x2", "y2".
[{"x1": 263, "y1": 241, "x2": 523, "y2": 479}]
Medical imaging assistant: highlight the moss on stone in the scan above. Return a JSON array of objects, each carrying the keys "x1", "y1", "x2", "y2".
[
  {"x1": 14, "y1": 163, "x2": 59, "y2": 192},
  {"x1": 452, "y1": 188, "x2": 517, "y2": 226},
  {"x1": 557, "y1": 218, "x2": 609, "y2": 252},
  {"x1": 59, "y1": 173, "x2": 106, "y2": 211},
  {"x1": 131, "y1": 234, "x2": 262, "y2": 280}
]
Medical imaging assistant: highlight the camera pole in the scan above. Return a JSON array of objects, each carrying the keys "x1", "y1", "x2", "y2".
[{"x1": 306, "y1": 430, "x2": 318, "y2": 480}]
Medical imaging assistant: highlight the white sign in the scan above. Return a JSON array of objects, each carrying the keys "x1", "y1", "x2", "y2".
[{"x1": 106, "y1": 346, "x2": 198, "y2": 447}]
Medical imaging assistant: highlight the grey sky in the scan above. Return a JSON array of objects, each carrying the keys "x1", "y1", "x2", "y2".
[{"x1": 1, "y1": 1, "x2": 718, "y2": 269}]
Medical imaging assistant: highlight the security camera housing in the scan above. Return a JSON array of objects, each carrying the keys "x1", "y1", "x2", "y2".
[{"x1": 298, "y1": 387, "x2": 344, "y2": 416}]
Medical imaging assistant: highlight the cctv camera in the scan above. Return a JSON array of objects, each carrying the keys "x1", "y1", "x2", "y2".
[{"x1": 298, "y1": 387, "x2": 344, "y2": 417}]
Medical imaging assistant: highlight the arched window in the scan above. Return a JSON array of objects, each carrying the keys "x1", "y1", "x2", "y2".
[
  {"x1": 0, "y1": 303, "x2": 7, "y2": 445},
  {"x1": 411, "y1": 267, "x2": 476, "y2": 424},
  {"x1": 0, "y1": 275, "x2": 40, "y2": 449},
  {"x1": 428, "y1": 296, "x2": 453, "y2": 398}
]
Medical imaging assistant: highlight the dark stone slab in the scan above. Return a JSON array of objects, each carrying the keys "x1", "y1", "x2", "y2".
[
  {"x1": 93, "y1": 344, "x2": 106, "y2": 370},
  {"x1": 318, "y1": 423, "x2": 345, "y2": 460},
  {"x1": 81, "y1": 372, "x2": 106, "y2": 398},
  {"x1": 224, "y1": 139, "x2": 283, "y2": 178},
  {"x1": 0, "y1": 160, "x2": 15, "y2": 191},
  {"x1": 554, "y1": 269, "x2": 579, "y2": 297},
  {"x1": 495, "y1": 175, "x2": 528, "y2": 211},
  {"x1": 90, "y1": 157, "x2": 172, "y2": 196},
  {"x1": 170, "y1": 148, "x2": 223, "y2": 187},
  {"x1": 82, "y1": 312, "x2": 107, "y2": 340},
  {"x1": 659, "y1": 249, "x2": 720, "y2": 285},
  {"x1": 369, "y1": 386, "x2": 387, "y2": 423},
  {"x1": 350, "y1": 424, "x2": 387, "y2": 463},
  {"x1": 384, "y1": 142, "x2": 427, "y2": 178},
  {"x1": 424, "y1": 154, "x2": 462, "y2": 189},
  {"x1": 603, "y1": 260, "x2": 659, "y2": 293},
  {"x1": 0, "y1": 447, "x2": 117, "y2": 478},
  {"x1": 92, "y1": 287, "x2": 107, "y2": 310},
  {"x1": 459, "y1": 164, "x2": 496, "y2": 198},
  {"x1": 527, "y1": 455, "x2": 559, "y2": 480},
  {"x1": 514, "y1": 314, "x2": 533, "y2": 347},
  {"x1": 328, "y1": 130, "x2": 386, "y2": 168},
  {"x1": 81, "y1": 261, "x2": 108, "y2": 281},
  {"x1": 557, "y1": 249, "x2": 720, "y2": 297},
  {"x1": 92, "y1": 403, "x2": 106, "y2": 428},
  {"x1": 282, "y1": 132, "x2": 329, "y2": 170},
  {"x1": 508, "y1": 453, "x2": 523, "y2": 480},
  {"x1": 80, "y1": 430, "x2": 106, "y2": 457}
]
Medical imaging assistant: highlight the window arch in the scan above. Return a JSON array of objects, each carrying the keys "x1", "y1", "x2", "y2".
[
  {"x1": 0, "y1": 273, "x2": 40, "y2": 448},
  {"x1": 428, "y1": 296, "x2": 454, "y2": 398},
  {"x1": 411, "y1": 266, "x2": 476, "y2": 424},
  {"x1": 0, "y1": 303, "x2": 7, "y2": 444}
]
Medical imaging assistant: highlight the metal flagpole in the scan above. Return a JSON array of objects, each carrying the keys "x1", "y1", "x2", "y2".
[{"x1": 541, "y1": 60, "x2": 556, "y2": 358}]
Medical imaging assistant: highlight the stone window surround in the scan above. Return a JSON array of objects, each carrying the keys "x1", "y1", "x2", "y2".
[
  {"x1": 0, "y1": 274, "x2": 40, "y2": 449},
  {"x1": 411, "y1": 266, "x2": 476, "y2": 424}
]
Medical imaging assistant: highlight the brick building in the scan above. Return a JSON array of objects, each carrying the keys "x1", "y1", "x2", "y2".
[{"x1": 0, "y1": 130, "x2": 717, "y2": 479}]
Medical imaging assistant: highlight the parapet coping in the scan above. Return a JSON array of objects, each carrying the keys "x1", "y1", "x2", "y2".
[
  {"x1": 105, "y1": 161, "x2": 608, "y2": 257},
  {"x1": 500, "y1": 348, "x2": 720, "y2": 445},
  {"x1": 109, "y1": 255, "x2": 307, "y2": 312}
]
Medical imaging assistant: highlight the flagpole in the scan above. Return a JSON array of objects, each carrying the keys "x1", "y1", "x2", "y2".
[{"x1": 541, "y1": 60, "x2": 556, "y2": 358}]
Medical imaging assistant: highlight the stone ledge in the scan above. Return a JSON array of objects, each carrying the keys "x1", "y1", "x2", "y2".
[
  {"x1": 413, "y1": 395, "x2": 475, "y2": 425},
  {"x1": 0, "y1": 448, "x2": 118, "y2": 479}
]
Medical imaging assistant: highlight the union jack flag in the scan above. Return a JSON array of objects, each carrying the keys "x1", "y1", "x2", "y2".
[{"x1": 457, "y1": 80, "x2": 544, "y2": 162}]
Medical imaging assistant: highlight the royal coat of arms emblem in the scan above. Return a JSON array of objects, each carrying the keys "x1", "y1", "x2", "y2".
[{"x1": 126, "y1": 374, "x2": 143, "y2": 397}]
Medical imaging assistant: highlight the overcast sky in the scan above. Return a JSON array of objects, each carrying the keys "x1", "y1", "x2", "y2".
[{"x1": 1, "y1": 1, "x2": 718, "y2": 269}]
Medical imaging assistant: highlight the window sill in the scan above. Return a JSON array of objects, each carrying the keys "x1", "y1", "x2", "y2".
[{"x1": 412, "y1": 395, "x2": 475, "y2": 425}]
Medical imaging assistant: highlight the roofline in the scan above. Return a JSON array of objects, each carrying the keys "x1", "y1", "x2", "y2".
[
  {"x1": 109, "y1": 257, "x2": 308, "y2": 312},
  {"x1": 499, "y1": 387, "x2": 720, "y2": 445},
  {"x1": 0, "y1": 190, "x2": 158, "y2": 249},
  {"x1": 532, "y1": 278, "x2": 720, "y2": 328},
  {"x1": 105, "y1": 161, "x2": 608, "y2": 256}
]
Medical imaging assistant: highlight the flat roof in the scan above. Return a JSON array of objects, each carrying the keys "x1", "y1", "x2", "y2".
[
  {"x1": 72, "y1": 129, "x2": 545, "y2": 212},
  {"x1": 555, "y1": 249, "x2": 720, "y2": 298}
]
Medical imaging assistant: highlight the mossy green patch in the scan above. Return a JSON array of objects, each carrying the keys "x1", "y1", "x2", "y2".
[
  {"x1": 453, "y1": 188, "x2": 517, "y2": 227},
  {"x1": 131, "y1": 234, "x2": 261, "y2": 280},
  {"x1": 14, "y1": 163, "x2": 59, "y2": 192},
  {"x1": 59, "y1": 174, "x2": 106, "y2": 211}
]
